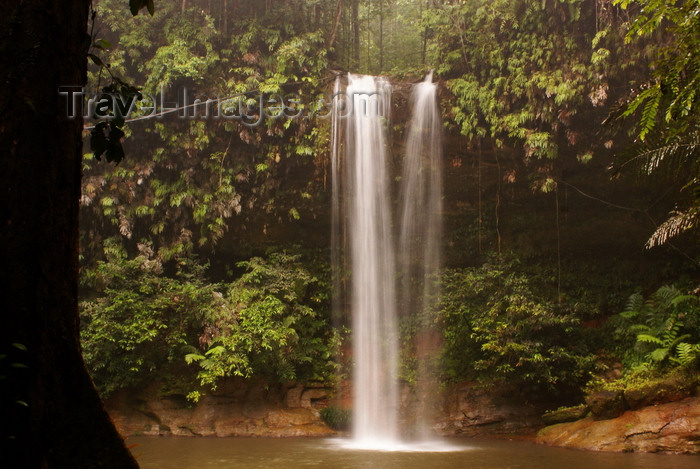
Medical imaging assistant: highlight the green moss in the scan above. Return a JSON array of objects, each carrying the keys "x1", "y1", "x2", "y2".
[{"x1": 585, "y1": 367, "x2": 699, "y2": 408}]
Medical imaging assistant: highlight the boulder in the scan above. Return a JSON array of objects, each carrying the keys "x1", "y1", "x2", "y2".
[
  {"x1": 542, "y1": 405, "x2": 589, "y2": 425},
  {"x1": 537, "y1": 397, "x2": 700, "y2": 453},
  {"x1": 586, "y1": 390, "x2": 625, "y2": 420},
  {"x1": 623, "y1": 375, "x2": 696, "y2": 410}
]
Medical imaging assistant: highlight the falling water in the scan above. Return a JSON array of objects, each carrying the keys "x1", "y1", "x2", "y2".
[
  {"x1": 398, "y1": 72, "x2": 443, "y2": 437},
  {"x1": 345, "y1": 74, "x2": 399, "y2": 446},
  {"x1": 331, "y1": 73, "x2": 442, "y2": 448}
]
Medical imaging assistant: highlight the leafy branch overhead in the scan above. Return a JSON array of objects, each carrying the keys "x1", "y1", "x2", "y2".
[
  {"x1": 89, "y1": 80, "x2": 142, "y2": 164},
  {"x1": 610, "y1": 0, "x2": 700, "y2": 248},
  {"x1": 129, "y1": 0, "x2": 155, "y2": 16},
  {"x1": 613, "y1": 0, "x2": 700, "y2": 141}
]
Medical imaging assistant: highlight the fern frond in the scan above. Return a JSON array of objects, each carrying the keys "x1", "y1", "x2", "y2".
[
  {"x1": 675, "y1": 342, "x2": 700, "y2": 366},
  {"x1": 624, "y1": 292, "x2": 644, "y2": 316},
  {"x1": 648, "y1": 347, "x2": 669, "y2": 362},
  {"x1": 654, "y1": 285, "x2": 681, "y2": 309},
  {"x1": 667, "y1": 333, "x2": 691, "y2": 351},
  {"x1": 636, "y1": 333, "x2": 664, "y2": 345},
  {"x1": 646, "y1": 207, "x2": 699, "y2": 248},
  {"x1": 671, "y1": 293, "x2": 696, "y2": 307},
  {"x1": 615, "y1": 126, "x2": 699, "y2": 180},
  {"x1": 638, "y1": 86, "x2": 661, "y2": 141},
  {"x1": 629, "y1": 324, "x2": 651, "y2": 335}
]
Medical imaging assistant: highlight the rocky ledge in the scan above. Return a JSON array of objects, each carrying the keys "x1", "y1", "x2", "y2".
[
  {"x1": 536, "y1": 397, "x2": 700, "y2": 453},
  {"x1": 433, "y1": 382, "x2": 545, "y2": 436},
  {"x1": 106, "y1": 379, "x2": 335, "y2": 438}
]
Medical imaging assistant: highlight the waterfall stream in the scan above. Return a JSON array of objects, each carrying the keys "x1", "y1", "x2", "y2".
[{"x1": 331, "y1": 73, "x2": 442, "y2": 448}]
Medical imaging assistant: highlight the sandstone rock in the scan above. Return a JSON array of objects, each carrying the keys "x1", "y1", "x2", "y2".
[
  {"x1": 106, "y1": 379, "x2": 335, "y2": 438},
  {"x1": 434, "y1": 382, "x2": 544, "y2": 436},
  {"x1": 536, "y1": 397, "x2": 700, "y2": 454},
  {"x1": 586, "y1": 390, "x2": 626, "y2": 420},
  {"x1": 285, "y1": 384, "x2": 305, "y2": 408},
  {"x1": 300, "y1": 387, "x2": 328, "y2": 409}
]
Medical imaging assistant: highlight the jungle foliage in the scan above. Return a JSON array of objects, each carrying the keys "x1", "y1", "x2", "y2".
[
  {"x1": 438, "y1": 261, "x2": 596, "y2": 397},
  {"x1": 585, "y1": 284, "x2": 699, "y2": 399},
  {"x1": 79, "y1": 0, "x2": 698, "y2": 405},
  {"x1": 610, "y1": 285, "x2": 700, "y2": 371},
  {"x1": 609, "y1": 0, "x2": 700, "y2": 248},
  {"x1": 430, "y1": 0, "x2": 640, "y2": 189},
  {"x1": 184, "y1": 251, "x2": 337, "y2": 401},
  {"x1": 80, "y1": 244, "x2": 335, "y2": 399}
]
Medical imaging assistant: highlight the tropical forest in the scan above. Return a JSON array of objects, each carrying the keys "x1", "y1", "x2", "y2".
[{"x1": 0, "y1": 0, "x2": 698, "y2": 468}]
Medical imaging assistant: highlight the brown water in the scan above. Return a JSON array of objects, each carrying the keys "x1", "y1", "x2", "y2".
[{"x1": 128, "y1": 436, "x2": 700, "y2": 469}]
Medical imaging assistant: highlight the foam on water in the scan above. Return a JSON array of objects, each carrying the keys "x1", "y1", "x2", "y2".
[{"x1": 326, "y1": 437, "x2": 470, "y2": 453}]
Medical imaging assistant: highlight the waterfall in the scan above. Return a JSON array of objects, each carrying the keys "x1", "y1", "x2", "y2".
[
  {"x1": 398, "y1": 72, "x2": 443, "y2": 436},
  {"x1": 346, "y1": 74, "x2": 399, "y2": 445},
  {"x1": 331, "y1": 73, "x2": 442, "y2": 447}
]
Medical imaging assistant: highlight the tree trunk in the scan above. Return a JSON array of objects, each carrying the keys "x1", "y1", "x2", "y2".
[
  {"x1": 327, "y1": 0, "x2": 343, "y2": 50},
  {"x1": 0, "y1": 2, "x2": 139, "y2": 468},
  {"x1": 352, "y1": 0, "x2": 360, "y2": 70},
  {"x1": 379, "y1": 0, "x2": 384, "y2": 72}
]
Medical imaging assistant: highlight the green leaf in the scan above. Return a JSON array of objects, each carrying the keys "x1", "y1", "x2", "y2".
[
  {"x1": 93, "y1": 39, "x2": 112, "y2": 50},
  {"x1": 648, "y1": 348, "x2": 668, "y2": 362},
  {"x1": 636, "y1": 333, "x2": 664, "y2": 345},
  {"x1": 205, "y1": 346, "x2": 226, "y2": 357},
  {"x1": 87, "y1": 53, "x2": 106, "y2": 68},
  {"x1": 185, "y1": 353, "x2": 205, "y2": 364}
]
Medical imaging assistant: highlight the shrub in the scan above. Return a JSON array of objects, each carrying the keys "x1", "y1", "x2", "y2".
[
  {"x1": 612, "y1": 285, "x2": 700, "y2": 371},
  {"x1": 80, "y1": 242, "x2": 221, "y2": 397},
  {"x1": 320, "y1": 406, "x2": 352, "y2": 431},
  {"x1": 185, "y1": 250, "x2": 338, "y2": 400},
  {"x1": 438, "y1": 261, "x2": 596, "y2": 397}
]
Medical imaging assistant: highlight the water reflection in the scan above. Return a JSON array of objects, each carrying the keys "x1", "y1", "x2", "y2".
[{"x1": 128, "y1": 436, "x2": 700, "y2": 469}]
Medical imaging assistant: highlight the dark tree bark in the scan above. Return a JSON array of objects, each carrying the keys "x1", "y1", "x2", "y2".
[{"x1": 0, "y1": 2, "x2": 139, "y2": 468}]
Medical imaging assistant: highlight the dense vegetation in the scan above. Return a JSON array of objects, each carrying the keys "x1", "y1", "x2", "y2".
[{"x1": 80, "y1": 0, "x2": 698, "y2": 409}]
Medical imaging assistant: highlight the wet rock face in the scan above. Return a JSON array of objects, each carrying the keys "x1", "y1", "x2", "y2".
[
  {"x1": 106, "y1": 380, "x2": 335, "y2": 437},
  {"x1": 536, "y1": 397, "x2": 700, "y2": 454},
  {"x1": 433, "y1": 382, "x2": 545, "y2": 436}
]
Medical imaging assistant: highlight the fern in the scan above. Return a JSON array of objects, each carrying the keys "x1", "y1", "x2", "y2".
[
  {"x1": 636, "y1": 334, "x2": 664, "y2": 346},
  {"x1": 675, "y1": 343, "x2": 700, "y2": 366},
  {"x1": 646, "y1": 207, "x2": 699, "y2": 248},
  {"x1": 622, "y1": 292, "x2": 644, "y2": 318},
  {"x1": 617, "y1": 286, "x2": 700, "y2": 370},
  {"x1": 655, "y1": 286, "x2": 681, "y2": 311},
  {"x1": 638, "y1": 85, "x2": 661, "y2": 141},
  {"x1": 648, "y1": 348, "x2": 669, "y2": 362}
]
